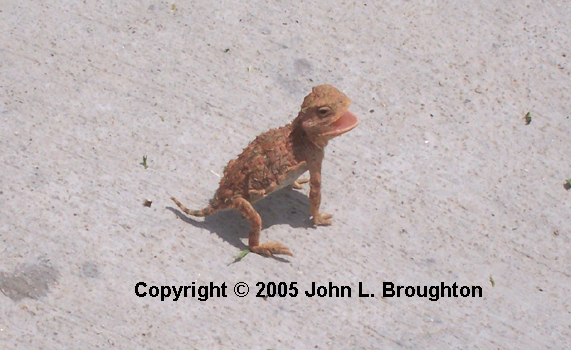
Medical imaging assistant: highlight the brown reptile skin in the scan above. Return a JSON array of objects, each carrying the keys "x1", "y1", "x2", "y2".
[{"x1": 171, "y1": 85, "x2": 359, "y2": 257}]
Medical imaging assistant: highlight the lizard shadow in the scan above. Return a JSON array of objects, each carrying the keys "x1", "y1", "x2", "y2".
[{"x1": 166, "y1": 187, "x2": 312, "y2": 258}]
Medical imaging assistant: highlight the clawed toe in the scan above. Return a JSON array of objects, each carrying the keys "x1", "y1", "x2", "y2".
[
  {"x1": 291, "y1": 178, "x2": 309, "y2": 190},
  {"x1": 313, "y1": 213, "x2": 333, "y2": 226},
  {"x1": 250, "y1": 242, "x2": 293, "y2": 257}
]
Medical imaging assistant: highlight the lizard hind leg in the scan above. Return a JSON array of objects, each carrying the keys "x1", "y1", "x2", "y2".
[{"x1": 232, "y1": 196, "x2": 293, "y2": 257}]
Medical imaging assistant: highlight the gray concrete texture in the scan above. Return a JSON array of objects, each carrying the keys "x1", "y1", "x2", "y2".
[{"x1": 1, "y1": 0, "x2": 570, "y2": 348}]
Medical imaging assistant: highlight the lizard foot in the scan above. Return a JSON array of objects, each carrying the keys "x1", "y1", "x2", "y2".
[
  {"x1": 250, "y1": 242, "x2": 293, "y2": 257},
  {"x1": 291, "y1": 178, "x2": 309, "y2": 190},
  {"x1": 313, "y1": 213, "x2": 333, "y2": 226}
]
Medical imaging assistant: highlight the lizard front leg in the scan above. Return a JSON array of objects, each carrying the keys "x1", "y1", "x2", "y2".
[
  {"x1": 308, "y1": 160, "x2": 333, "y2": 226},
  {"x1": 232, "y1": 196, "x2": 293, "y2": 257}
]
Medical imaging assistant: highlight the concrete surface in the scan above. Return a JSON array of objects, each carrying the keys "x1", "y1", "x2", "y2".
[{"x1": 1, "y1": 0, "x2": 570, "y2": 348}]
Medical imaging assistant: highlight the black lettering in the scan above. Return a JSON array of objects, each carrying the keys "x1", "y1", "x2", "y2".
[
  {"x1": 161, "y1": 286, "x2": 171, "y2": 301},
  {"x1": 441, "y1": 282, "x2": 452, "y2": 297},
  {"x1": 328, "y1": 282, "x2": 339, "y2": 297},
  {"x1": 210, "y1": 282, "x2": 222, "y2": 298},
  {"x1": 405, "y1": 286, "x2": 415, "y2": 297},
  {"x1": 278, "y1": 282, "x2": 287, "y2": 297},
  {"x1": 172, "y1": 286, "x2": 183, "y2": 301},
  {"x1": 289, "y1": 282, "x2": 298, "y2": 297},
  {"x1": 460, "y1": 286, "x2": 470, "y2": 297},
  {"x1": 382, "y1": 282, "x2": 394, "y2": 297},
  {"x1": 305, "y1": 282, "x2": 316, "y2": 297},
  {"x1": 429, "y1": 286, "x2": 439, "y2": 301},
  {"x1": 198, "y1": 285, "x2": 208, "y2": 301},
  {"x1": 135, "y1": 282, "x2": 147, "y2": 297},
  {"x1": 267, "y1": 282, "x2": 276, "y2": 297},
  {"x1": 149, "y1": 286, "x2": 159, "y2": 297},
  {"x1": 472, "y1": 285, "x2": 482, "y2": 297},
  {"x1": 359, "y1": 282, "x2": 370, "y2": 297},
  {"x1": 256, "y1": 282, "x2": 265, "y2": 297}
]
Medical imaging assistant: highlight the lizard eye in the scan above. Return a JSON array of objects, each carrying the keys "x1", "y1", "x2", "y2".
[{"x1": 318, "y1": 107, "x2": 330, "y2": 116}]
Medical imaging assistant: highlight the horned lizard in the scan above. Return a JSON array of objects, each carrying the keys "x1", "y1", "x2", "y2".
[{"x1": 171, "y1": 85, "x2": 359, "y2": 257}]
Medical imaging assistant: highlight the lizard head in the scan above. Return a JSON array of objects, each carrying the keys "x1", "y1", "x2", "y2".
[{"x1": 295, "y1": 85, "x2": 359, "y2": 148}]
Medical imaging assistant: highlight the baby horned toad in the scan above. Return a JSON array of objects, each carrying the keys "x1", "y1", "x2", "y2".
[{"x1": 171, "y1": 85, "x2": 359, "y2": 257}]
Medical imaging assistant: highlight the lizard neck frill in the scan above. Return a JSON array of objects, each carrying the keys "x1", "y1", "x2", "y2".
[
  {"x1": 291, "y1": 117, "x2": 329, "y2": 149},
  {"x1": 290, "y1": 125, "x2": 326, "y2": 172}
]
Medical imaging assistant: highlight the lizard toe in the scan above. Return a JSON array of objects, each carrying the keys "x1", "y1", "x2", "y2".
[
  {"x1": 251, "y1": 242, "x2": 293, "y2": 257},
  {"x1": 313, "y1": 213, "x2": 333, "y2": 226}
]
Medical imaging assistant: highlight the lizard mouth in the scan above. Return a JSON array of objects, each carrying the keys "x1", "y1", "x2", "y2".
[{"x1": 323, "y1": 111, "x2": 359, "y2": 137}]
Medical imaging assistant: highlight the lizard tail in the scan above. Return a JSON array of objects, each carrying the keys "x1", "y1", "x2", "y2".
[{"x1": 170, "y1": 196, "x2": 216, "y2": 217}]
